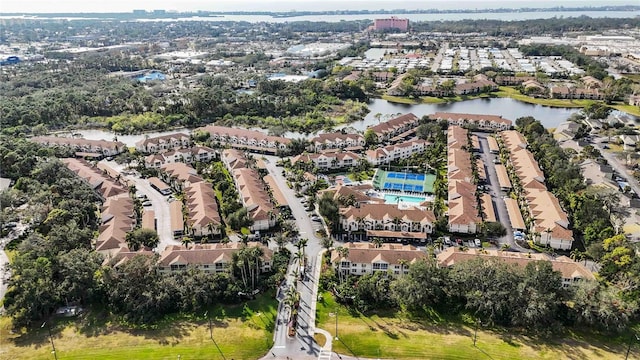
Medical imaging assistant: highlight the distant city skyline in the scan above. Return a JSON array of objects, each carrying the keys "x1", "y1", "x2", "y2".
[{"x1": 0, "y1": 0, "x2": 635, "y2": 13}]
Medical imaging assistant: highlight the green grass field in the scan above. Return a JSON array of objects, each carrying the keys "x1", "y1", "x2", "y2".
[
  {"x1": 494, "y1": 87, "x2": 593, "y2": 108},
  {"x1": 315, "y1": 292, "x2": 634, "y2": 360},
  {"x1": 1, "y1": 293, "x2": 278, "y2": 360}
]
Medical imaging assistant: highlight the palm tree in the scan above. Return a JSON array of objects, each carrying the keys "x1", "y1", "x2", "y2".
[
  {"x1": 398, "y1": 259, "x2": 409, "y2": 276},
  {"x1": 371, "y1": 237, "x2": 383, "y2": 248},
  {"x1": 434, "y1": 237, "x2": 444, "y2": 251},
  {"x1": 182, "y1": 236, "x2": 193, "y2": 250},
  {"x1": 250, "y1": 246, "x2": 264, "y2": 290},
  {"x1": 500, "y1": 243, "x2": 511, "y2": 251},
  {"x1": 296, "y1": 238, "x2": 308, "y2": 266}
]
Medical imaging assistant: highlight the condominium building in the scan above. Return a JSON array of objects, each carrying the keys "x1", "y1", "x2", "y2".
[
  {"x1": 197, "y1": 125, "x2": 290, "y2": 152},
  {"x1": 33, "y1": 136, "x2": 126, "y2": 157},
  {"x1": 310, "y1": 133, "x2": 365, "y2": 152},
  {"x1": 432, "y1": 112, "x2": 512, "y2": 131},
  {"x1": 365, "y1": 138, "x2": 428, "y2": 166},
  {"x1": 157, "y1": 242, "x2": 273, "y2": 273},
  {"x1": 135, "y1": 133, "x2": 191, "y2": 153},
  {"x1": 331, "y1": 242, "x2": 426, "y2": 276}
]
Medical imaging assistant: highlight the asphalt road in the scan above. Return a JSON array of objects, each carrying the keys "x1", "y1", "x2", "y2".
[
  {"x1": 593, "y1": 140, "x2": 640, "y2": 196},
  {"x1": 102, "y1": 160, "x2": 179, "y2": 252},
  {"x1": 475, "y1": 133, "x2": 517, "y2": 249},
  {"x1": 263, "y1": 155, "x2": 323, "y2": 359}
]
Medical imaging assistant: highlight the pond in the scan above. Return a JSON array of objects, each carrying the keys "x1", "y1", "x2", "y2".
[
  {"x1": 72, "y1": 97, "x2": 599, "y2": 145},
  {"x1": 341, "y1": 97, "x2": 582, "y2": 132}
]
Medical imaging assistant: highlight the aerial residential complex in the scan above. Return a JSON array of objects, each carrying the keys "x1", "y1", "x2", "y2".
[{"x1": 499, "y1": 130, "x2": 574, "y2": 249}]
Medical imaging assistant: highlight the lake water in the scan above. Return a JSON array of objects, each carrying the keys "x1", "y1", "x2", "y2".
[
  {"x1": 342, "y1": 97, "x2": 581, "y2": 131},
  {"x1": 73, "y1": 97, "x2": 595, "y2": 145},
  {"x1": 131, "y1": 11, "x2": 638, "y2": 23}
]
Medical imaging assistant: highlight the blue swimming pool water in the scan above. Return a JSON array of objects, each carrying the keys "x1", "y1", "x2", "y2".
[{"x1": 384, "y1": 194, "x2": 426, "y2": 204}]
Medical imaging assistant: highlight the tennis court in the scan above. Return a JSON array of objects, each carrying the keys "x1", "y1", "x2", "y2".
[{"x1": 373, "y1": 170, "x2": 435, "y2": 194}]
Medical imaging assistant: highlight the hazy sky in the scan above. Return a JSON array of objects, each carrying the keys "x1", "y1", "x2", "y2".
[{"x1": 0, "y1": 0, "x2": 633, "y2": 13}]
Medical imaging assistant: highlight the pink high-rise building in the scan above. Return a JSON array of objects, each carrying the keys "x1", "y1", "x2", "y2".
[{"x1": 373, "y1": 17, "x2": 409, "y2": 32}]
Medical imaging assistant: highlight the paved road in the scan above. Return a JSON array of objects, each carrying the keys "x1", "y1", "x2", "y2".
[
  {"x1": 102, "y1": 160, "x2": 179, "y2": 251},
  {"x1": 475, "y1": 133, "x2": 517, "y2": 249},
  {"x1": 430, "y1": 42, "x2": 448, "y2": 72},
  {"x1": 263, "y1": 155, "x2": 323, "y2": 359},
  {"x1": 593, "y1": 140, "x2": 640, "y2": 196}
]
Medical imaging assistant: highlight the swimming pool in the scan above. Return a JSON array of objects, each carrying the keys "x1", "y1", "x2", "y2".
[{"x1": 384, "y1": 194, "x2": 426, "y2": 204}]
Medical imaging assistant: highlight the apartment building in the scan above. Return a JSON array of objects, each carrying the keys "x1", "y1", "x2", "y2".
[
  {"x1": 432, "y1": 112, "x2": 512, "y2": 131},
  {"x1": 197, "y1": 125, "x2": 291, "y2": 152},
  {"x1": 221, "y1": 148, "x2": 249, "y2": 171},
  {"x1": 499, "y1": 130, "x2": 574, "y2": 249},
  {"x1": 437, "y1": 247, "x2": 594, "y2": 287},
  {"x1": 310, "y1": 133, "x2": 365, "y2": 152},
  {"x1": 96, "y1": 195, "x2": 136, "y2": 255},
  {"x1": 233, "y1": 168, "x2": 277, "y2": 231},
  {"x1": 144, "y1": 145, "x2": 216, "y2": 168},
  {"x1": 447, "y1": 126, "x2": 481, "y2": 234},
  {"x1": 373, "y1": 17, "x2": 409, "y2": 32},
  {"x1": 157, "y1": 242, "x2": 273, "y2": 273},
  {"x1": 291, "y1": 151, "x2": 360, "y2": 170},
  {"x1": 365, "y1": 138, "x2": 428, "y2": 166},
  {"x1": 33, "y1": 136, "x2": 126, "y2": 157},
  {"x1": 339, "y1": 203, "x2": 435, "y2": 242},
  {"x1": 160, "y1": 163, "x2": 204, "y2": 190},
  {"x1": 331, "y1": 242, "x2": 426, "y2": 276},
  {"x1": 135, "y1": 133, "x2": 191, "y2": 153},
  {"x1": 368, "y1": 113, "x2": 420, "y2": 142},
  {"x1": 63, "y1": 158, "x2": 128, "y2": 201},
  {"x1": 184, "y1": 182, "x2": 223, "y2": 237}
]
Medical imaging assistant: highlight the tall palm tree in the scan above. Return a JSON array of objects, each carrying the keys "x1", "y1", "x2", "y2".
[
  {"x1": 182, "y1": 236, "x2": 193, "y2": 250},
  {"x1": 296, "y1": 238, "x2": 308, "y2": 266}
]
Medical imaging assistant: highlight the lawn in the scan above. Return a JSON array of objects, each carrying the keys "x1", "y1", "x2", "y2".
[
  {"x1": 611, "y1": 103, "x2": 640, "y2": 117},
  {"x1": 315, "y1": 292, "x2": 633, "y2": 360},
  {"x1": 494, "y1": 87, "x2": 592, "y2": 108},
  {"x1": 1, "y1": 293, "x2": 278, "y2": 360},
  {"x1": 381, "y1": 95, "x2": 419, "y2": 104}
]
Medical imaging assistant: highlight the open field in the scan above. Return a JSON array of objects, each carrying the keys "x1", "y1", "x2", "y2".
[
  {"x1": 0, "y1": 293, "x2": 277, "y2": 360},
  {"x1": 315, "y1": 292, "x2": 633, "y2": 360}
]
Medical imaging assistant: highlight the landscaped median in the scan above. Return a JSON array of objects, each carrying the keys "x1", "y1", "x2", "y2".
[
  {"x1": 0, "y1": 294, "x2": 278, "y2": 360},
  {"x1": 315, "y1": 291, "x2": 632, "y2": 360}
]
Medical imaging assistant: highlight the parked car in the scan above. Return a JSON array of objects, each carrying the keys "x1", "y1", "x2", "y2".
[
  {"x1": 142, "y1": 201, "x2": 152, "y2": 207},
  {"x1": 474, "y1": 238, "x2": 481, "y2": 247},
  {"x1": 310, "y1": 215, "x2": 321, "y2": 222},
  {"x1": 443, "y1": 236, "x2": 452, "y2": 246}
]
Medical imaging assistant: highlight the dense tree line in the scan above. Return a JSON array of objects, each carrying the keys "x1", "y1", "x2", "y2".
[
  {"x1": 410, "y1": 17, "x2": 640, "y2": 37},
  {"x1": 0, "y1": 57, "x2": 369, "y2": 135},
  {"x1": 323, "y1": 255, "x2": 638, "y2": 333}
]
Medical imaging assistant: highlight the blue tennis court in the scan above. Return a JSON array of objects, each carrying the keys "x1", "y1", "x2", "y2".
[{"x1": 373, "y1": 170, "x2": 436, "y2": 194}]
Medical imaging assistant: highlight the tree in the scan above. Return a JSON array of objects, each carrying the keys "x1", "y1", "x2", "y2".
[
  {"x1": 364, "y1": 129, "x2": 378, "y2": 146},
  {"x1": 125, "y1": 228, "x2": 159, "y2": 251},
  {"x1": 57, "y1": 249, "x2": 104, "y2": 305},
  {"x1": 391, "y1": 258, "x2": 447, "y2": 311}
]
